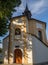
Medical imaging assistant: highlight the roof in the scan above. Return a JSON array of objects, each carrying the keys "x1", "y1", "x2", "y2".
[
  {"x1": 30, "y1": 18, "x2": 46, "y2": 24},
  {"x1": 32, "y1": 34, "x2": 48, "y2": 47},
  {"x1": 10, "y1": 15, "x2": 46, "y2": 25},
  {"x1": 27, "y1": 32, "x2": 48, "y2": 47},
  {"x1": 3, "y1": 35, "x2": 9, "y2": 41},
  {"x1": 10, "y1": 15, "x2": 26, "y2": 21},
  {"x1": 3, "y1": 32, "x2": 48, "y2": 47}
]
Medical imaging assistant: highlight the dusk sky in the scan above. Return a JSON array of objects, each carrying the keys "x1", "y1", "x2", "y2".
[
  {"x1": 13, "y1": 0, "x2": 48, "y2": 39},
  {"x1": 0, "y1": 0, "x2": 48, "y2": 48}
]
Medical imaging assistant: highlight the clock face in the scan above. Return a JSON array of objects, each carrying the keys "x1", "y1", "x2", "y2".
[{"x1": 15, "y1": 28, "x2": 21, "y2": 35}]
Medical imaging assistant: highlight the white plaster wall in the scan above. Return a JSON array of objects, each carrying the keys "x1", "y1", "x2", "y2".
[{"x1": 32, "y1": 36, "x2": 48, "y2": 64}]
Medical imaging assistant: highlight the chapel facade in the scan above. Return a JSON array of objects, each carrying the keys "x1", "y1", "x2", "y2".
[{"x1": 2, "y1": 5, "x2": 48, "y2": 65}]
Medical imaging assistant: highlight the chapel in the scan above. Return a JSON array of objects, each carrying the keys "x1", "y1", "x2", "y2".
[{"x1": 2, "y1": 4, "x2": 48, "y2": 65}]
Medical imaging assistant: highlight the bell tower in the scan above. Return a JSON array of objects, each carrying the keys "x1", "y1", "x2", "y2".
[
  {"x1": 23, "y1": 4, "x2": 32, "y2": 19},
  {"x1": 8, "y1": 16, "x2": 29, "y2": 64}
]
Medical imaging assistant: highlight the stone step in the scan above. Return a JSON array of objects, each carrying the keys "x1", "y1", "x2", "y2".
[{"x1": 0, "y1": 63, "x2": 32, "y2": 65}]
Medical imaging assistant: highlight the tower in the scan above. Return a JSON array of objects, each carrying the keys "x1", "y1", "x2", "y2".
[
  {"x1": 8, "y1": 16, "x2": 32, "y2": 64},
  {"x1": 23, "y1": 4, "x2": 32, "y2": 19}
]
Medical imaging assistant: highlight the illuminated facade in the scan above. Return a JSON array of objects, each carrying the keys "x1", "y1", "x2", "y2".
[{"x1": 3, "y1": 5, "x2": 48, "y2": 65}]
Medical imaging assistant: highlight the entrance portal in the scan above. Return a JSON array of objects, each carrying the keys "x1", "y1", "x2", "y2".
[{"x1": 14, "y1": 49, "x2": 22, "y2": 64}]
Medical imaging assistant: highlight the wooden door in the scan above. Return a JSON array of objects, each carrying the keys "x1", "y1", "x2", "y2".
[{"x1": 14, "y1": 49, "x2": 22, "y2": 64}]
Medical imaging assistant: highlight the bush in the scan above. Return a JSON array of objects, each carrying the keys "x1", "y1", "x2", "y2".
[
  {"x1": 0, "y1": 59, "x2": 3, "y2": 64},
  {"x1": 0, "y1": 48, "x2": 2, "y2": 53}
]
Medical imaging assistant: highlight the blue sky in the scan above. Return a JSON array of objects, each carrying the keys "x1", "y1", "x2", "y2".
[
  {"x1": 13, "y1": 0, "x2": 48, "y2": 40},
  {"x1": 0, "y1": 0, "x2": 48, "y2": 48}
]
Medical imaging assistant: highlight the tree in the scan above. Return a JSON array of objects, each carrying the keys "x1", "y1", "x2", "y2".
[{"x1": 0, "y1": 0, "x2": 21, "y2": 36}]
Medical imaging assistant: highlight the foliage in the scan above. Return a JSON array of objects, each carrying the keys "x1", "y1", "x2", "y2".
[
  {"x1": 0, "y1": 0, "x2": 21, "y2": 36},
  {"x1": 0, "y1": 48, "x2": 2, "y2": 53}
]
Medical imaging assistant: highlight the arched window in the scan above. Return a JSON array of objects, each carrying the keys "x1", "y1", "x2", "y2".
[
  {"x1": 38, "y1": 31, "x2": 42, "y2": 40},
  {"x1": 15, "y1": 28, "x2": 21, "y2": 35}
]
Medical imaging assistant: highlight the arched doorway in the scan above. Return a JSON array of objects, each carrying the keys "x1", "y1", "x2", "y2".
[{"x1": 14, "y1": 49, "x2": 22, "y2": 64}]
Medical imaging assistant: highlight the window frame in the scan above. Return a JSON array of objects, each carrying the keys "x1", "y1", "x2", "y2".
[
  {"x1": 15, "y1": 28, "x2": 21, "y2": 35},
  {"x1": 38, "y1": 30, "x2": 42, "y2": 40}
]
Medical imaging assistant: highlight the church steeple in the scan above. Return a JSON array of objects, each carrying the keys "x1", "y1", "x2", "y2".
[{"x1": 23, "y1": 4, "x2": 32, "y2": 19}]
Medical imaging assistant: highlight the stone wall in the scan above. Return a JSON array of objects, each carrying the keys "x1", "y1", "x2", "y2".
[
  {"x1": 28, "y1": 19, "x2": 47, "y2": 44},
  {"x1": 3, "y1": 36, "x2": 9, "y2": 64}
]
